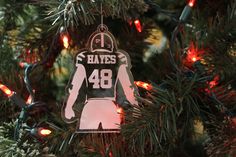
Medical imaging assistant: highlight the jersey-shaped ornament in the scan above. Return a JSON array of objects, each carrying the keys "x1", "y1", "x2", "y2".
[{"x1": 62, "y1": 25, "x2": 138, "y2": 133}]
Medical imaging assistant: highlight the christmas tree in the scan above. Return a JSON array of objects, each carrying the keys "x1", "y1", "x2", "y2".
[{"x1": 0, "y1": 0, "x2": 235, "y2": 156}]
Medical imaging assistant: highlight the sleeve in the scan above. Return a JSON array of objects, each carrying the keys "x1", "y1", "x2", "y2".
[
  {"x1": 117, "y1": 51, "x2": 138, "y2": 106},
  {"x1": 117, "y1": 51, "x2": 129, "y2": 66},
  {"x1": 76, "y1": 51, "x2": 86, "y2": 66},
  {"x1": 65, "y1": 64, "x2": 87, "y2": 109}
]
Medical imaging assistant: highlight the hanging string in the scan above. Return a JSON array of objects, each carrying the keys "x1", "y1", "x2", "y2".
[
  {"x1": 99, "y1": 0, "x2": 107, "y2": 32},
  {"x1": 100, "y1": 1, "x2": 103, "y2": 28}
]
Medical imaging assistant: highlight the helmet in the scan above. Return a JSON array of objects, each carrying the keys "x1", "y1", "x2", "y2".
[{"x1": 89, "y1": 25, "x2": 116, "y2": 53}]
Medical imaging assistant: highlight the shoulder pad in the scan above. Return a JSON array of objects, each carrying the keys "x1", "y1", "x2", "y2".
[
  {"x1": 76, "y1": 51, "x2": 87, "y2": 66},
  {"x1": 116, "y1": 51, "x2": 128, "y2": 65}
]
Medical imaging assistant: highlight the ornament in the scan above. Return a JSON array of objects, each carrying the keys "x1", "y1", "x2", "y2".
[{"x1": 62, "y1": 24, "x2": 138, "y2": 133}]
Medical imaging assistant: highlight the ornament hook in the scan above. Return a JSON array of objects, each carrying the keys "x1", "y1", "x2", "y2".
[{"x1": 100, "y1": 0, "x2": 105, "y2": 32}]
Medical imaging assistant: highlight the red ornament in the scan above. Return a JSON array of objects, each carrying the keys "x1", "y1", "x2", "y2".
[
  {"x1": 0, "y1": 83, "x2": 14, "y2": 97},
  {"x1": 135, "y1": 81, "x2": 152, "y2": 90},
  {"x1": 134, "y1": 19, "x2": 142, "y2": 33}
]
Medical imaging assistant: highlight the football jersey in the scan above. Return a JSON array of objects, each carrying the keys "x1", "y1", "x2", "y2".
[{"x1": 76, "y1": 50, "x2": 127, "y2": 100}]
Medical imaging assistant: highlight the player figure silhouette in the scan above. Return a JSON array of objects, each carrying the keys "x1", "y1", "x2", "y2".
[{"x1": 62, "y1": 25, "x2": 138, "y2": 133}]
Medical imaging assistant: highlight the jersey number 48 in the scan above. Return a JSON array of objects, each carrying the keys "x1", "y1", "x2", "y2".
[{"x1": 88, "y1": 69, "x2": 112, "y2": 89}]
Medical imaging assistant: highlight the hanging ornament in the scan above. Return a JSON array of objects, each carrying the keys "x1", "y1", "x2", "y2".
[{"x1": 62, "y1": 24, "x2": 138, "y2": 133}]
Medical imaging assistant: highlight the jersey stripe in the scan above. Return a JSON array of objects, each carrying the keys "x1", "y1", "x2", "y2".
[
  {"x1": 78, "y1": 53, "x2": 85, "y2": 58},
  {"x1": 77, "y1": 57, "x2": 83, "y2": 61}
]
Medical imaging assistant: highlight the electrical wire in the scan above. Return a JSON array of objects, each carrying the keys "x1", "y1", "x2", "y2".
[
  {"x1": 14, "y1": 27, "x2": 60, "y2": 140},
  {"x1": 23, "y1": 30, "x2": 59, "y2": 105},
  {"x1": 144, "y1": 0, "x2": 179, "y2": 22},
  {"x1": 169, "y1": 23, "x2": 183, "y2": 72}
]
